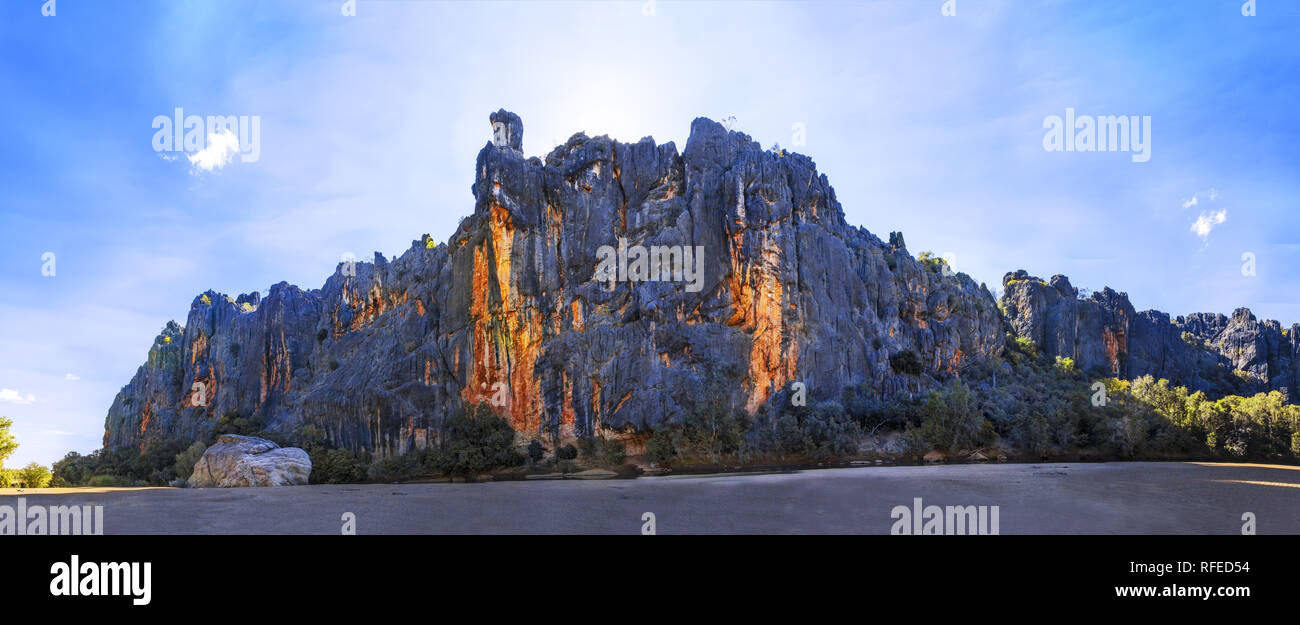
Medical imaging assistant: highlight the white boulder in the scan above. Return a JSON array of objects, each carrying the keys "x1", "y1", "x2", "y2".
[{"x1": 188, "y1": 435, "x2": 312, "y2": 487}]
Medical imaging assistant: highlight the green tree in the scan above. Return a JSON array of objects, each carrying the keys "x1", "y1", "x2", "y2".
[
  {"x1": 527, "y1": 439, "x2": 545, "y2": 464},
  {"x1": 18, "y1": 462, "x2": 52, "y2": 488},
  {"x1": 0, "y1": 417, "x2": 17, "y2": 467},
  {"x1": 889, "y1": 350, "x2": 925, "y2": 376},
  {"x1": 427, "y1": 402, "x2": 523, "y2": 479},
  {"x1": 310, "y1": 448, "x2": 368, "y2": 484},
  {"x1": 645, "y1": 430, "x2": 677, "y2": 467},
  {"x1": 173, "y1": 442, "x2": 208, "y2": 482},
  {"x1": 52, "y1": 451, "x2": 92, "y2": 486},
  {"x1": 919, "y1": 380, "x2": 995, "y2": 453}
]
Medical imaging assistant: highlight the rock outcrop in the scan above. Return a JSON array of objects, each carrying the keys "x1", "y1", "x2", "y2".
[
  {"x1": 104, "y1": 111, "x2": 1004, "y2": 457},
  {"x1": 188, "y1": 435, "x2": 312, "y2": 487},
  {"x1": 1000, "y1": 270, "x2": 1297, "y2": 400}
]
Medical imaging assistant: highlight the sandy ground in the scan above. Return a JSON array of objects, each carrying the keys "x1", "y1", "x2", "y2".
[{"x1": 2, "y1": 461, "x2": 1297, "y2": 534}]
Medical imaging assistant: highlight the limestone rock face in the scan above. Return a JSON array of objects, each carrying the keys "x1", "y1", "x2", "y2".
[
  {"x1": 104, "y1": 112, "x2": 1298, "y2": 461},
  {"x1": 1001, "y1": 270, "x2": 1297, "y2": 400},
  {"x1": 188, "y1": 435, "x2": 311, "y2": 488},
  {"x1": 97, "y1": 111, "x2": 1015, "y2": 457}
]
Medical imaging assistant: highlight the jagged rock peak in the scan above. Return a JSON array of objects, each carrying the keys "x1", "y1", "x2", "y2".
[{"x1": 489, "y1": 109, "x2": 523, "y2": 151}]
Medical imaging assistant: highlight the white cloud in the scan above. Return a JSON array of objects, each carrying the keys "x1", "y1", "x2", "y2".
[
  {"x1": 1190, "y1": 209, "x2": 1227, "y2": 241},
  {"x1": 64, "y1": 373, "x2": 79, "y2": 380},
  {"x1": 187, "y1": 128, "x2": 240, "y2": 172},
  {"x1": 0, "y1": 388, "x2": 36, "y2": 405},
  {"x1": 1181, "y1": 195, "x2": 1198, "y2": 209}
]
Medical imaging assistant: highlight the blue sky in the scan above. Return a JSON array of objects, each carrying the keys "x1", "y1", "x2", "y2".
[{"x1": 1, "y1": 0, "x2": 1298, "y2": 468}]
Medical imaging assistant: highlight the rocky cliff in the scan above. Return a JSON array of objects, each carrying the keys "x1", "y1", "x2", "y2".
[
  {"x1": 104, "y1": 111, "x2": 1006, "y2": 456},
  {"x1": 1000, "y1": 270, "x2": 1298, "y2": 400}
]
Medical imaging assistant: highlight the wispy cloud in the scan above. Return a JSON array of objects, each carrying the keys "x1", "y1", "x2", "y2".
[
  {"x1": 0, "y1": 388, "x2": 36, "y2": 405},
  {"x1": 64, "y1": 373, "x2": 79, "y2": 381},
  {"x1": 1181, "y1": 195, "x2": 1198, "y2": 209},
  {"x1": 1190, "y1": 209, "x2": 1227, "y2": 241},
  {"x1": 188, "y1": 128, "x2": 240, "y2": 172}
]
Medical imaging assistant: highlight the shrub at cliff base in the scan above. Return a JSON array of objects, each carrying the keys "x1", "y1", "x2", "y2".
[
  {"x1": 311, "y1": 448, "x2": 368, "y2": 484},
  {"x1": 367, "y1": 453, "x2": 425, "y2": 483},
  {"x1": 426, "y1": 402, "x2": 523, "y2": 479},
  {"x1": 527, "y1": 439, "x2": 545, "y2": 464},
  {"x1": 944, "y1": 339, "x2": 1300, "y2": 460},
  {"x1": 173, "y1": 441, "x2": 207, "y2": 481},
  {"x1": 52, "y1": 443, "x2": 190, "y2": 487},
  {"x1": 644, "y1": 430, "x2": 677, "y2": 467},
  {"x1": 577, "y1": 436, "x2": 627, "y2": 468}
]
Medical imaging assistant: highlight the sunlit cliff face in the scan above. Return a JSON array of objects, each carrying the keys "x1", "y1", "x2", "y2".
[
  {"x1": 103, "y1": 112, "x2": 1013, "y2": 454},
  {"x1": 462, "y1": 202, "x2": 545, "y2": 434},
  {"x1": 726, "y1": 222, "x2": 796, "y2": 413}
]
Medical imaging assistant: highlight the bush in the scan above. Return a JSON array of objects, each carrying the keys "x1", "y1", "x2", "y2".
[
  {"x1": 132, "y1": 439, "x2": 190, "y2": 485},
  {"x1": 645, "y1": 430, "x2": 677, "y2": 467},
  {"x1": 367, "y1": 454, "x2": 423, "y2": 483},
  {"x1": 577, "y1": 435, "x2": 627, "y2": 467},
  {"x1": 1011, "y1": 336, "x2": 1038, "y2": 359},
  {"x1": 311, "y1": 448, "x2": 368, "y2": 484},
  {"x1": 556, "y1": 444, "x2": 578, "y2": 460},
  {"x1": 600, "y1": 440, "x2": 628, "y2": 467},
  {"x1": 889, "y1": 350, "x2": 925, "y2": 376},
  {"x1": 680, "y1": 402, "x2": 745, "y2": 463},
  {"x1": 89, "y1": 475, "x2": 118, "y2": 487},
  {"x1": 742, "y1": 410, "x2": 805, "y2": 460},
  {"x1": 917, "y1": 251, "x2": 950, "y2": 275},
  {"x1": 899, "y1": 425, "x2": 930, "y2": 461},
  {"x1": 173, "y1": 441, "x2": 207, "y2": 482},
  {"x1": 800, "y1": 401, "x2": 862, "y2": 458},
  {"x1": 214, "y1": 412, "x2": 264, "y2": 437},
  {"x1": 917, "y1": 381, "x2": 996, "y2": 454},
  {"x1": 527, "y1": 439, "x2": 545, "y2": 464},
  {"x1": 52, "y1": 451, "x2": 93, "y2": 486},
  {"x1": 427, "y1": 402, "x2": 523, "y2": 478}
]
